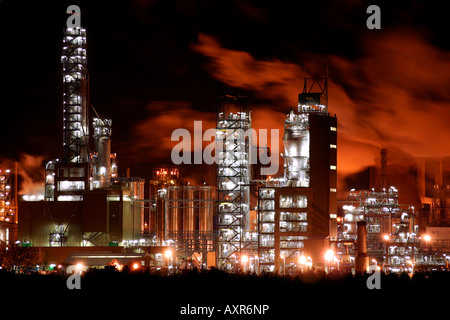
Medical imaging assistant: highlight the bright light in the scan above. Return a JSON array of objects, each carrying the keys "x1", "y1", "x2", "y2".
[
  {"x1": 164, "y1": 249, "x2": 173, "y2": 258},
  {"x1": 112, "y1": 261, "x2": 123, "y2": 271},
  {"x1": 383, "y1": 234, "x2": 390, "y2": 241},
  {"x1": 299, "y1": 256, "x2": 307, "y2": 265},
  {"x1": 324, "y1": 249, "x2": 334, "y2": 261},
  {"x1": 76, "y1": 263, "x2": 83, "y2": 273},
  {"x1": 423, "y1": 235, "x2": 431, "y2": 242},
  {"x1": 241, "y1": 255, "x2": 249, "y2": 263},
  {"x1": 133, "y1": 263, "x2": 139, "y2": 270}
]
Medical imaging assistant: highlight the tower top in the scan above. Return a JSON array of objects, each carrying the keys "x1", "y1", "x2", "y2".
[{"x1": 298, "y1": 76, "x2": 328, "y2": 115}]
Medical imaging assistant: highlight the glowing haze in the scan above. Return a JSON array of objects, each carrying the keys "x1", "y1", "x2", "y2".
[{"x1": 124, "y1": 28, "x2": 450, "y2": 190}]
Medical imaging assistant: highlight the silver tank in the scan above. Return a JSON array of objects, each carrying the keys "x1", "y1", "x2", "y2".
[
  {"x1": 199, "y1": 186, "x2": 214, "y2": 233},
  {"x1": 168, "y1": 187, "x2": 181, "y2": 236},
  {"x1": 183, "y1": 187, "x2": 195, "y2": 232},
  {"x1": 283, "y1": 112, "x2": 310, "y2": 187}
]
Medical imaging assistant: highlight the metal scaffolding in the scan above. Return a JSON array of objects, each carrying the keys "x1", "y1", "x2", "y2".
[
  {"x1": 216, "y1": 95, "x2": 253, "y2": 270},
  {"x1": 62, "y1": 26, "x2": 89, "y2": 163},
  {"x1": 340, "y1": 187, "x2": 419, "y2": 269},
  {"x1": 430, "y1": 185, "x2": 450, "y2": 226},
  {"x1": 0, "y1": 169, "x2": 16, "y2": 224}
]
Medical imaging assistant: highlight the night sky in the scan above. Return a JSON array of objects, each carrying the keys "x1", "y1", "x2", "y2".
[{"x1": 1, "y1": 0, "x2": 450, "y2": 195}]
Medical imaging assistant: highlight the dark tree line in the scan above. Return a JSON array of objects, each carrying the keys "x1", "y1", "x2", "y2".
[{"x1": 0, "y1": 243, "x2": 39, "y2": 272}]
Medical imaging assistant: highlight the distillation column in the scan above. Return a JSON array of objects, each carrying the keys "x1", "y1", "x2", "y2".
[
  {"x1": 61, "y1": 26, "x2": 89, "y2": 163},
  {"x1": 216, "y1": 95, "x2": 251, "y2": 270},
  {"x1": 283, "y1": 109, "x2": 310, "y2": 187},
  {"x1": 92, "y1": 118, "x2": 112, "y2": 188}
]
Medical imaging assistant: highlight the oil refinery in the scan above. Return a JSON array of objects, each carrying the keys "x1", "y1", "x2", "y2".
[{"x1": 2, "y1": 12, "x2": 450, "y2": 279}]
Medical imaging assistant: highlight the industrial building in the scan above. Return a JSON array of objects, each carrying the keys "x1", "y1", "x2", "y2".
[
  {"x1": 8, "y1": 12, "x2": 450, "y2": 275},
  {"x1": 335, "y1": 149, "x2": 450, "y2": 272},
  {"x1": 0, "y1": 168, "x2": 18, "y2": 247},
  {"x1": 17, "y1": 23, "x2": 148, "y2": 267},
  {"x1": 257, "y1": 77, "x2": 337, "y2": 273},
  {"x1": 216, "y1": 95, "x2": 256, "y2": 270},
  {"x1": 339, "y1": 187, "x2": 419, "y2": 270}
]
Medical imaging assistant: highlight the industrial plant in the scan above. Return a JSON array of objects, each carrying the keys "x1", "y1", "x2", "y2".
[{"x1": 2, "y1": 16, "x2": 450, "y2": 277}]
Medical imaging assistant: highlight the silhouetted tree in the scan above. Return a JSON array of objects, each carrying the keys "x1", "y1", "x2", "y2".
[{"x1": 0, "y1": 243, "x2": 39, "y2": 272}]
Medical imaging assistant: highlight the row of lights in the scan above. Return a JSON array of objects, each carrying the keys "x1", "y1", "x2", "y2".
[{"x1": 383, "y1": 234, "x2": 431, "y2": 242}]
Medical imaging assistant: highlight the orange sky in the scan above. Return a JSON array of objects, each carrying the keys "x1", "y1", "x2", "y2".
[
  {"x1": 121, "y1": 28, "x2": 450, "y2": 191},
  {"x1": 9, "y1": 26, "x2": 450, "y2": 195}
]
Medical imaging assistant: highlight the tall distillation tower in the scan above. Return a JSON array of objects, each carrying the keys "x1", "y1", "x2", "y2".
[
  {"x1": 62, "y1": 26, "x2": 89, "y2": 164},
  {"x1": 284, "y1": 76, "x2": 338, "y2": 246},
  {"x1": 45, "y1": 21, "x2": 115, "y2": 201},
  {"x1": 216, "y1": 95, "x2": 252, "y2": 270},
  {"x1": 258, "y1": 76, "x2": 338, "y2": 273}
]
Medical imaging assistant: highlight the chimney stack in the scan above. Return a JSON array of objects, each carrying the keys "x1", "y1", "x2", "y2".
[{"x1": 355, "y1": 221, "x2": 369, "y2": 274}]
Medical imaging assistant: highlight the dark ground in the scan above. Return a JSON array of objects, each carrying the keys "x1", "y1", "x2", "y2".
[{"x1": 1, "y1": 268, "x2": 448, "y2": 318}]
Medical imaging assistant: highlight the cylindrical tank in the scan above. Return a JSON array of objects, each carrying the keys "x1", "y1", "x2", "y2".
[
  {"x1": 355, "y1": 221, "x2": 369, "y2": 274},
  {"x1": 283, "y1": 126, "x2": 309, "y2": 159},
  {"x1": 168, "y1": 187, "x2": 181, "y2": 238},
  {"x1": 199, "y1": 187, "x2": 214, "y2": 233},
  {"x1": 97, "y1": 136, "x2": 111, "y2": 188},
  {"x1": 157, "y1": 197, "x2": 165, "y2": 246},
  {"x1": 93, "y1": 118, "x2": 112, "y2": 188},
  {"x1": 283, "y1": 113, "x2": 310, "y2": 187},
  {"x1": 183, "y1": 187, "x2": 195, "y2": 233}
]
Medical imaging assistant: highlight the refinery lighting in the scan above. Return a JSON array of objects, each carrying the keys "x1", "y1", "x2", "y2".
[
  {"x1": 76, "y1": 263, "x2": 84, "y2": 274},
  {"x1": 4, "y1": 8, "x2": 450, "y2": 312},
  {"x1": 298, "y1": 256, "x2": 307, "y2": 265},
  {"x1": 324, "y1": 250, "x2": 335, "y2": 261},
  {"x1": 164, "y1": 249, "x2": 173, "y2": 259}
]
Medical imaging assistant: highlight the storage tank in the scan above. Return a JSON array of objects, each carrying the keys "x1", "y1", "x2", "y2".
[
  {"x1": 283, "y1": 111, "x2": 310, "y2": 187},
  {"x1": 183, "y1": 187, "x2": 196, "y2": 233},
  {"x1": 93, "y1": 118, "x2": 112, "y2": 188},
  {"x1": 200, "y1": 187, "x2": 214, "y2": 233},
  {"x1": 167, "y1": 187, "x2": 182, "y2": 238}
]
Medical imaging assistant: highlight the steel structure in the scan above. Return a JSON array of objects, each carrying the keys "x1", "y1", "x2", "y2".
[
  {"x1": 165, "y1": 186, "x2": 216, "y2": 267},
  {"x1": 430, "y1": 185, "x2": 450, "y2": 226},
  {"x1": 283, "y1": 77, "x2": 328, "y2": 188},
  {"x1": 298, "y1": 77, "x2": 328, "y2": 114},
  {"x1": 258, "y1": 185, "x2": 310, "y2": 274},
  {"x1": 341, "y1": 187, "x2": 419, "y2": 269},
  {"x1": 92, "y1": 118, "x2": 112, "y2": 188},
  {"x1": 0, "y1": 169, "x2": 15, "y2": 224},
  {"x1": 216, "y1": 95, "x2": 252, "y2": 270},
  {"x1": 1, "y1": 166, "x2": 19, "y2": 247},
  {"x1": 257, "y1": 76, "x2": 336, "y2": 273},
  {"x1": 62, "y1": 26, "x2": 89, "y2": 164}
]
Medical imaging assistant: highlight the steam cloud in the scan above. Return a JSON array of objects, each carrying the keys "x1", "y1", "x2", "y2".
[
  {"x1": 0, "y1": 153, "x2": 45, "y2": 196},
  {"x1": 121, "y1": 29, "x2": 450, "y2": 192}
]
